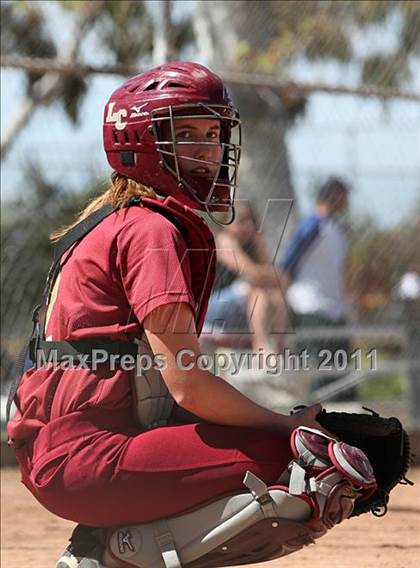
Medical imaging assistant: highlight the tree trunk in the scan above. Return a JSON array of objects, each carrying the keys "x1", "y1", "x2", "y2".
[
  {"x1": 151, "y1": 0, "x2": 173, "y2": 65},
  {"x1": 193, "y1": 1, "x2": 297, "y2": 251}
]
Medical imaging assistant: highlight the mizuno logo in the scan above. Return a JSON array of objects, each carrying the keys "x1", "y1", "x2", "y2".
[{"x1": 130, "y1": 104, "x2": 148, "y2": 118}]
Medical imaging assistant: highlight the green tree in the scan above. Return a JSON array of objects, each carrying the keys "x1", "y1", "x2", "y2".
[
  {"x1": 1, "y1": 1, "x2": 102, "y2": 154},
  {"x1": 194, "y1": 1, "x2": 420, "y2": 220},
  {"x1": 1, "y1": 0, "x2": 192, "y2": 155},
  {"x1": 347, "y1": 210, "x2": 420, "y2": 318}
]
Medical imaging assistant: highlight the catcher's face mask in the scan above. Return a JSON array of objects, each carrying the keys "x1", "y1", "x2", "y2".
[
  {"x1": 103, "y1": 61, "x2": 241, "y2": 226},
  {"x1": 152, "y1": 104, "x2": 241, "y2": 225}
]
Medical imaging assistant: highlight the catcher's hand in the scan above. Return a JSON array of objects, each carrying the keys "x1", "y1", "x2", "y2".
[{"x1": 316, "y1": 407, "x2": 413, "y2": 517}]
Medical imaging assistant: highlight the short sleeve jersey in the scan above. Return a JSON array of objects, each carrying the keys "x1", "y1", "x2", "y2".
[{"x1": 8, "y1": 206, "x2": 198, "y2": 442}]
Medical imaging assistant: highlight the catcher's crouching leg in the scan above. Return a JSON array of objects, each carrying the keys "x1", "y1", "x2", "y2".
[{"x1": 105, "y1": 427, "x2": 377, "y2": 568}]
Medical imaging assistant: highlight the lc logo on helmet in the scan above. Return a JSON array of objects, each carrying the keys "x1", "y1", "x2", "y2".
[{"x1": 106, "y1": 102, "x2": 128, "y2": 130}]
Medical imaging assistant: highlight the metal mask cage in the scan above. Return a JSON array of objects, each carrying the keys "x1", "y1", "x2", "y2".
[{"x1": 150, "y1": 103, "x2": 241, "y2": 225}]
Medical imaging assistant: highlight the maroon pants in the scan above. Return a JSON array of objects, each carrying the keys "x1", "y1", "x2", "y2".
[{"x1": 15, "y1": 409, "x2": 292, "y2": 528}]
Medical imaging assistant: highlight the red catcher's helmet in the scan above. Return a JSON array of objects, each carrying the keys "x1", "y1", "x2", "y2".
[{"x1": 103, "y1": 61, "x2": 241, "y2": 224}]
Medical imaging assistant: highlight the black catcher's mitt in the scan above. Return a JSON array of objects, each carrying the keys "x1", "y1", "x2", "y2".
[{"x1": 316, "y1": 407, "x2": 413, "y2": 517}]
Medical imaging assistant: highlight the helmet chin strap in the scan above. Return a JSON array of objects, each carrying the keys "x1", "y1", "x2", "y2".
[
  {"x1": 180, "y1": 178, "x2": 236, "y2": 226},
  {"x1": 194, "y1": 205, "x2": 236, "y2": 227},
  {"x1": 180, "y1": 159, "x2": 237, "y2": 226},
  {"x1": 152, "y1": 184, "x2": 236, "y2": 226},
  {"x1": 157, "y1": 156, "x2": 236, "y2": 226},
  {"x1": 203, "y1": 200, "x2": 236, "y2": 226}
]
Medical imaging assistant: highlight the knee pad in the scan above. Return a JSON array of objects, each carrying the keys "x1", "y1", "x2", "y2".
[{"x1": 106, "y1": 427, "x2": 377, "y2": 568}]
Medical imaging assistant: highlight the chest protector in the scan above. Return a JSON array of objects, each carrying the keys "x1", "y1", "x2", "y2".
[{"x1": 7, "y1": 196, "x2": 216, "y2": 429}]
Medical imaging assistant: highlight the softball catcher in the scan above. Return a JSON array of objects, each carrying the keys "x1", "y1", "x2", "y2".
[{"x1": 6, "y1": 62, "x2": 412, "y2": 568}]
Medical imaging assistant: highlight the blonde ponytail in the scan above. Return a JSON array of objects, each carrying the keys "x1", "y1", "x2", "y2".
[{"x1": 50, "y1": 172, "x2": 158, "y2": 242}]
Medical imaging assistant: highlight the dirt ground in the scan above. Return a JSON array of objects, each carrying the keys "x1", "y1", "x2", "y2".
[{"x1": 1, "y1": 466, "x2": 420, "y2": 568}]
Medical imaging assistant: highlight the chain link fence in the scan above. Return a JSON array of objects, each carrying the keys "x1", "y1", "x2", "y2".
[{"x1": 2, "y1": 0, "x2": 420, "y2": 424}]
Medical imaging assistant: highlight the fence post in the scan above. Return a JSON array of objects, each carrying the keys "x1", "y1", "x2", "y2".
[{"x1": 405, "y1": 299, "x2": 420, "y2": 429}]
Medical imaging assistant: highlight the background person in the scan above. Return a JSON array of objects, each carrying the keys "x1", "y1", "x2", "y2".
[
  {"x1": 204, "y1": 201, "x2": 289, "y2": 353},
  {"x1": 278, "y1": 177, "x2": 354, "y2": 400}
]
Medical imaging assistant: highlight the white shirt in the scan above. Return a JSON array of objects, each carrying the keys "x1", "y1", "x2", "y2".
[{"x1": 280, "y1": 214, "x2": 349, "y2": 320}]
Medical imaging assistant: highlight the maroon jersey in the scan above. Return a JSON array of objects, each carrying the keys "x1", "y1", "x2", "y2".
[{"x1": 8, "y1": 206, "x2": 206, "y2": 444}]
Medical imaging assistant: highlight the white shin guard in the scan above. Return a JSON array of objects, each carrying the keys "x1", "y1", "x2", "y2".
[
  {"x1": 107, "y1": 472, "x2": 312, "y2": 568},
  {"x1": 106, "y1": 427, "x2": 376, "y2": 568}
]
